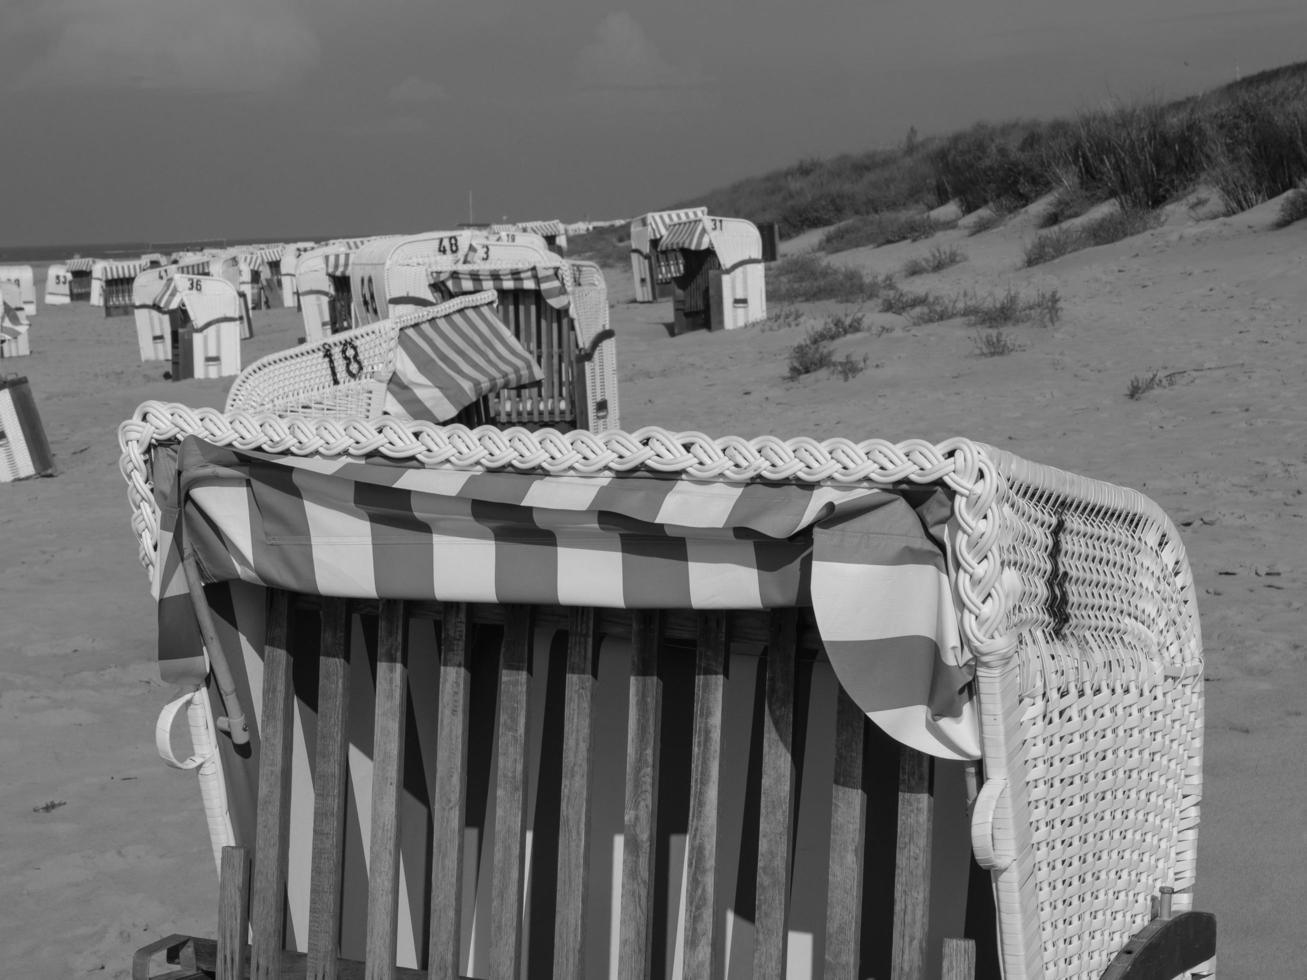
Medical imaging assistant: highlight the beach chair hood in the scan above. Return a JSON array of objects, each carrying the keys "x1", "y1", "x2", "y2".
[{"x1": 131, "y1": 413, "x2": 980, "y2": 761}]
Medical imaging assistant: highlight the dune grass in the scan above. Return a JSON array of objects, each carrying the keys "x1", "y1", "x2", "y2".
[
  {"x1": 1274, "y1": 187, "x2": 1307, "y2": 228},
  {"x1": 787, "y1": 313, "x2": 871, "y2": 381},
  {"x1": 880, "y1": 285, "x2": 1061, "y2": 328},
  {"x1": 819, "y1": 212, "x2": 945, "y2": 253},
  {"x1": 566, "y1": 225, "x2": 629, "y2": 268},
  {"x1": 1024, "y1": 208, "x2": 1160, "y2": 266},
  {"x1": 902, "y1": 245, "x2": 965, "y2": 276},
  {"x1": 767, "y1": 254, "x2": 896, "y2": 303},
  {"x1": 670, "y1": 61, "x2": 1307, "y2": 241}
]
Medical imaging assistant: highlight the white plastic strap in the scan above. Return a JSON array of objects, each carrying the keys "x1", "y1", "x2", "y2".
[
  {"x1": 971, "y1": 777, "x2": 1014, "y2": 871},
  {"x1": 154, "y1": 690, "x2": 236, "y2": 874},
  {"x1": 156, "y1": 690, "x2": 208, "y2": 769}
]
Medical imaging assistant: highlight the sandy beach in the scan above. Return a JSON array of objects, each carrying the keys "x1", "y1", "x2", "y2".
[{"x1": 2, "y1": 201, "x2": 1304, "y2": 977}]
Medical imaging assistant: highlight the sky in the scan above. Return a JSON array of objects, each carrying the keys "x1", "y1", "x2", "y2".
[{"x1": 1, "y1": 0, "x2": 1305, "y2": 246}]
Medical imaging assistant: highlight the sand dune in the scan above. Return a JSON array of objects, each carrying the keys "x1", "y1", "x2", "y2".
[{"x1": 2, "y1": 202, "x2": 1304, "y2": 976}]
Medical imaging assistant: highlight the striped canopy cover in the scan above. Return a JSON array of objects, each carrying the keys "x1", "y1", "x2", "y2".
[
  {"x1": 659, "y1": 217, "x2": 713, "y2": 253},
  {"x1": 646, "y1": 207, "x2": 708, "y2": 239},
  {"x1": 154, "y1": 438, "x2": 979, "y2": 760},
  {"x1": 95, "y1": 260, "x2": 145, "y2": 280},
  {"x1": 431, "y1": 266, "x2": 571, "y2": 311},
  {"x1": 66, "y1": 257, "x2": 96, "y2": 272},
  {"x1": 384, "y1": 299, "x2": 543, "y2": 423},
  {"x1": 503, "y1": 219, "x2": 564, "y2": 238}
]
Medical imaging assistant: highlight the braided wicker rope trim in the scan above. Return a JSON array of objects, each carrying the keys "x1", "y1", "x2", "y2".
[{"x1": 117, "y1": 403, "x2": 1011, "y2": 658}]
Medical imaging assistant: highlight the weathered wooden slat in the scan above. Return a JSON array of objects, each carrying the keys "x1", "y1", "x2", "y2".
[
  {"x1": 617, "y1": 611, "x2": 663, "y2": 980},
  {"x1": 823, "y1": 686, "x2": 868, "y2": 980},
  {"x1": 489, "y1": 606, "x2": 533, "y2": 980},
  {"x1": 753, "y1": 609, "x2": 798, "y2": 980},
  {"x1": 942, "y1": 937, "x2": 977, "y2": 980},
  {"x1": 553, "y1": 608, "x2": 599, "y2": 979},
  {"x1": 364, "y1": 600, "x2": 409, "y2": 980},
  {"x1": 683, "y1": 612, "x2": 727, "y2": 980},
  {"x1": 428, "y1": 603, "x2": 472, "y2": 980},
  {"x1": 891, "y1": 746, "x2": 934, "y2": 980},
  {"x1": 307, "y1": 598, "x2": 352, "y2": 980},
  {"x1": 251, "y1": 590, "x2": 294, "y2": 980},
  {"x1": 217, "y1": 846, "x2": 250, "y2": 980},
  {"x1": 191, "y1": 937, "x2": 434, "y2": 980}
]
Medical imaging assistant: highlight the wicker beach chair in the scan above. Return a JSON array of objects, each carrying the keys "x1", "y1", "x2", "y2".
[{"x1": 120, "y1": 408, "x2": 1214, "y2": 980}]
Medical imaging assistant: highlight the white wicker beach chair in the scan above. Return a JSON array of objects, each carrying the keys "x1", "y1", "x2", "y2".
[{"x1": 118, "y1": 409, "x2": 1215, "y2": 980}]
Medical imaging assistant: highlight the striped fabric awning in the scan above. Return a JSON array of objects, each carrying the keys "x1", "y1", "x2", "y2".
[
  {"x1": 66, "y1": 257, "x2": 96, "y2": 272},
  {"x1": 96, "y1": 261, "x2": 145, "y2": 280},
  {"x1": 325, "y1": 252, "x2": 353, "y2": 276},
  {"x1": 385, "y1": 300, "x2": 543, "y2": 423},
  {"x1": 152, "y1": 278, "x2": 186, "y2": 312},
  {"x1": 154, "y1": 438, "x2": 978, "y2": 759},
  {"x1": 646, "y1": 207, "x2": 708, "y2": 239},
  {"x1": 660, "y1": 217, "x2": 713, "y2": 253},
  {"x1": 431, "y1": 266, "x2": 571, "y2": 310}
]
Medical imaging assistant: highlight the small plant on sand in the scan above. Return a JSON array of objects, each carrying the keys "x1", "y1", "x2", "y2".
[
  {"x1": 1274, "y1": 187, "x2": 1307, "y2": 228},
  {"x1": 786, "y1": 313, "x2": 869, "y2": 380},
  {"x1": 1126, "y1": 369, "x2": 1180, "y2": 399},
  {"x1": 768, "y1": 254, "x2": 894, "y2": 303},
  {"x1": 902, "y1": 245, "x2": 965, "y2": 276},
  {"x1": 880, "y1": 287, "x2": 932, "y2": 315},
  {"x1": 755, "y1": 306, "x2": 805, "y2": 331},
  {"x1": 965, "y1": 286, "x2": 1024, "y2": 327},
  {"x1": 972, "y1": 330, "x2": 1023, "y2": 357}
]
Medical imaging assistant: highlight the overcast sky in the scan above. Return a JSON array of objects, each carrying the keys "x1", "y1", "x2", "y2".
[{"x1": 1, "y1": 0, "x2": 1304, "y2": 246}]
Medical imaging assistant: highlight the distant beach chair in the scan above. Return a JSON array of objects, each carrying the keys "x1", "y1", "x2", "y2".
[
  {"x1": 92, "y1": 260, "x2": 146, "y2": 316},
  {"x1": 146, "y1": 275, "x2": 244, "y2": 380},
  {"x1": 65, "y1": 257, "x2": 95, "y2": 302},
  {"x1": 44, "y1": 264, "x2": 72, "y2": 306},
  {"x1": 278, "y1": 241, "x2": 317, "y2": 310},
  {"x1": 658, "y1": 215, "x2": 766, "y2": 332},
  {"x1": 490, "y1": 218, "x2": 569, "y2": 252},
  {"x1": 0, "y1": 376, "x2": 53, "y2": 481},
  {"x1": 118, "y1": 407, "x2": 1215, "y2": 980},
  {"x1": 629, "y1": 207, "x2": 709, "y2": 302},
  {"x1": 0, "y1": 265, "x2": 37, "y2": 317},
  {"x1": 0, "y1": 281, "x2": 31, "y2": 358},
  {"x1": 295, "y1": 239, "x2": 376, "y2": 343}
]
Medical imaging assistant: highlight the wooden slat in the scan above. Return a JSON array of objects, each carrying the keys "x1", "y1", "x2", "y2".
[
  {"x1": 682, "y1": 612, "x2": 727, "y2": 980},
  {"x1": 617, "y1": 611, "x2": 663, "y2": 980},
  {"x1": 364, "y1": 600, "x2": 409, "y2": 980},
  {"x1": 823, "y1": 686, "x2": 867, "y2": 980},
  {"x1": 489, "y1": 606, "x2": 533, "y2": 980},
  {"x1": 541, "y1": 304, "x2": 556, "y2": 419},
  {"x1": 251, "y1": 590, "x2": 294, "y2": 980},
  {"x1": 521, "y1": 290, "x2": 539, "y2": 422},
  {"x1": 428, "y1": 603, "x2": 472, "y2": 980},
  {"x1": 307, "y1": 599, "x2": 352, "y2": 980},
  {"x1": 217, "y1": 846, "x2": 250, "y2": 980},
  {"x1": 753, "y1": 609, "x2": 798, "y2": 980},
  {"x1": 553, "y1": 608, "x2": 599, "y2": 979},
  {"x1": 891, "y1": 746, "x2": 934, "y2": 980},
  {"x1": 942, "y1": 937, "x2": 977, "y2": 980}
]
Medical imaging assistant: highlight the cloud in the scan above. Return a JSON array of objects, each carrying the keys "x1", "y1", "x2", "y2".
[
  {"x1": 20, "y1": 0, "x2": 320, "y2": 94},
  {"x1": 388, "y1": 76, "x2": 449, "y2": 104},
  {"x1": 575, "y1": 12, "x2": 706, "y2": 91}
]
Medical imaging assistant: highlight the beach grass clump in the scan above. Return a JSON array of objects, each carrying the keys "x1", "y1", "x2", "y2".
[
  {"x1": 1127, "y1": 369, "x2": 1179, "y2": 399},
  {"x1": 819, "y1": 212, "x2": 943, "y2": 253},
  {"x1": 768, "y1": 255, "x2": 895, "y2": 303},
  {"x1": 786, "y1": 313, "x2": 870, "y2": 380},
  {"x1": 972, "y1": 329, "x2": 1023, "y2": 357},
  {"x1": 902, "y1": 245, "x2": 965, "y2": 276},
  {"x1": 902, "y1": 286, "x2": 1062, "y2": 327},
  {"x1": 1204, "y1": 89, "x2": 1307, "y2": 213},
  {"x1": 1274, "y1": 187, "x2": 1307, "y2": 228},
  {"x1": 1024, "y1": 207, "x2": 1159, "y2": 266},
  {"x1": 930, "y1": 121, "x2": 1058, "y2": 212},
  {"x1": 965, "y1": 209, "x2": 1007, "y2": 235}
]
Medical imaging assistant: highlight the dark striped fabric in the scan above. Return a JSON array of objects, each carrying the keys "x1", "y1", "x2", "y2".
[
  {"x1": 155, "y1": 437, "x2": 979, "y2": 760},
  {"x1": 432, "y1": 266, "x2": 571, "y2": 311},
  {"x1": 660, "y1": 218, "x2": 712, "y2": 252},
  {"x1": 645, "y1": 207, "x2": 708, "y2": 239},
  {"x1": 385, "y1": 302, "x2": 543, "y2": 423},
  {"x1": 1, "y1": 284, "x2": 27, "y2": 342}
]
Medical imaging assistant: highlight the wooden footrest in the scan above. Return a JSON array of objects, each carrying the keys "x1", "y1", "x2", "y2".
[{"x1": 133, "y1": 935, "x2": 472, "y2": 980}]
